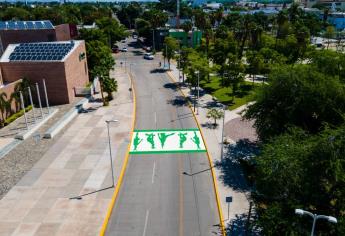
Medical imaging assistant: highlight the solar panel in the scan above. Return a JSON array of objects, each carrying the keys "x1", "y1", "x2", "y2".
[
  {"x1": 9, "y1": 42, "x2": 75, "y2": 62},
  {"x1": 8, "y1": 21, "x2": 16, "y2": 29},
  {"x1": 0, "y1": 22, "x2": 7, "y2": 30},
  {"x1": 17, "y1": 21, "x2": 26, "y2": 29},
  {"x1": 26, "y1": 21, "x2": 34, "y2": 29},
  {"x1": 35, "y1": 21, "x2": 44, "y2": 29},
  {"x1": 43, "y1": 21, "x2": 54, "y2": 29}
]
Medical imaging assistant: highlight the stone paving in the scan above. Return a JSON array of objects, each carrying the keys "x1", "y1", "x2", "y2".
[
  {"x1": 167, "y1": 63, "x2": 256, "y2": 233},
  {"x1": 0, "y1": 67, "x2": 133, "y2": 236}
]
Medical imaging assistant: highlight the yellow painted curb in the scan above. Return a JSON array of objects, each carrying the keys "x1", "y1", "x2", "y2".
[
  {"x1": 99, "y1": 71, "x2": 137, "y2": 236},
  {"x1": 166, "y1": 70, "x2": 226, "y2": 236}
]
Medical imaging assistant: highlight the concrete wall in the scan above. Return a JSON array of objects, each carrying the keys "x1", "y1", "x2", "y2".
[{"x1": 0, "y1": 29, "x2": 56, "y2": 54}]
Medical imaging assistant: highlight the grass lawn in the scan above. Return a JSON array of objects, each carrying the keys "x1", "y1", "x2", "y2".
[{"x1": 200, "y1": 76, "x2": 261, "y2": 110}]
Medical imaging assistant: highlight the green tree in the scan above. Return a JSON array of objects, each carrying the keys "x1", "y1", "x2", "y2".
[
  {"x1": 135, "y1": 18, "x2": 151, "y2": 39},
  {"x1": 324, "y1": 26, "x2": 336, "y2": 49},
  {"x1": 86, "y1": 40, "x2": 115, "y2": 106},
  {"x1": 253, "y1": 126, "x2": 345, "y2": 235},
  {"x1": 223, "y1": 53, "x2": 245, "y2": 100},
  {"x1": 78, "y1": 28, "x2": 108, "y2": 45},
  {"x1": 96, "y1": 17, "x2": 128, "y2": 47},
  {"x1": 244, "y1": 65, "x2": 345, "y2": 140},
  {"x1": 0, "y1": 92, "x2": 9, "y2": 125},
  {"x1": 163, "y1": 37, "x2": 178, "y2": 70},
  {"x1": 102, "y1": 77, "x2": 118, "y2": 101},
  {"x1": 116, "y1": 2, "x2": 142, "y2": 29},
  {"x1": 206, "y1": 108, "x2": 224, "y2": 126}
]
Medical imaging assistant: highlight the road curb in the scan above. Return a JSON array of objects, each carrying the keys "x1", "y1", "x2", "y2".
[
  {"x1": 166, "y1": 70, "x2": 226, "y2": 236},
  {"x1": 99, "y1": 71, "x2": 137, "y2": 236}
]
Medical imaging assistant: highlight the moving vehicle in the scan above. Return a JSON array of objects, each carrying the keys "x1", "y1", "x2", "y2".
[{"x1": 144, "y1": 53, "x2": 154, "y2": 60}]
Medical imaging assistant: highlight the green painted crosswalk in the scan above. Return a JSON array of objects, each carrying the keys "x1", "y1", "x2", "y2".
[{"x1": 129, "y1": 129, "x2": 206, "y2": 154}]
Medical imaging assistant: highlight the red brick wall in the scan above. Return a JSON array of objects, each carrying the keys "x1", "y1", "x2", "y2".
[
  {"x1": 64, "y1": 41, "x2": 89, "y2": 103},
  {"x1": 0, "y1": 41, "x2": 89, "y2": 105},
  {"x1": 0, "y1": 29, "x2": 57, "y2": 52},
  {"x1": 0, "y1": 79, "x2": 22, "y2": 122},
  {"x1": 55, "y1": 24, "x2": 72, "y2": 41},
  {"x1": 0, "y1": 62, "x2": 69, "y2": 105}
]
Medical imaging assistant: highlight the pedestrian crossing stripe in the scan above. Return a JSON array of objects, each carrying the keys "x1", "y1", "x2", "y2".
[{"x1": 129, "y1": 129, "x2": 206, "y2": 154}]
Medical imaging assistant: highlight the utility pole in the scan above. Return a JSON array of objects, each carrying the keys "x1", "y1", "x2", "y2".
[
  {"x1": 152, "y1": 29, "x2": 155, "y2": 51},
  {"x1": 176, "y1": 0, "x2": 180, "y2": 29}
]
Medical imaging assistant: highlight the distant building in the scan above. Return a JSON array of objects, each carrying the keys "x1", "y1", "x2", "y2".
[
  {"x1": 169, "y1": 29, "x2": 203, "y2": 48},
  {"x1": 328, "y1": 12, "x2": 345, "y2": 30},
  {"x1": 55, "y1": 24, "x2": 78, "y2": 41},
  {"x1": 0, "y1": 21, "x2": 56, "y2": 55},
  {"x1": 0, "y1": 40, "x2": 89, "y2": 105},
  {"x1": 299, "y1": 0, "x2": 345, "y2": 10}
]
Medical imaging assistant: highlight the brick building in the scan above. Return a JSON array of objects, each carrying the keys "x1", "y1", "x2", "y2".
[
  {"x1": 0, "y1": 40, "x2": 89, "y2": 106},
  {"x1": 0, "y1": 21, "x2": 57, "y2": 55}
]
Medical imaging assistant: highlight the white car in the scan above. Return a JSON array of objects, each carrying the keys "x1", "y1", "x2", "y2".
[
  {"x1": 121, "y1": 47, "x2": 128, "y2": 52},
  {"x1": 144, "y1": 53, "x2": 154, "y2": 60}
]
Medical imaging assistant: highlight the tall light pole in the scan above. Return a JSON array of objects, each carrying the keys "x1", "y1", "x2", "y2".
[
  {"x1": 178, "y1": 41, "x2": 181, "y2": 83},
  {"x1": 221, "y1": 104, "x2": 226, "y2": 160},
  {"x1": 295, "y1": 209, "x2": 337, "y2": 236},
  {"x1": 106, "y1": 119, "x2": 119, "y2": 188},
  {"x1": 196, "y1": 71, "x2": 200, "y2": 115}
]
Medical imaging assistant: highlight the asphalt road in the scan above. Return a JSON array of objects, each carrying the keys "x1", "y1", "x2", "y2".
[{"x1": 105, "y1": 39, "x2": 221, "y2": 236}]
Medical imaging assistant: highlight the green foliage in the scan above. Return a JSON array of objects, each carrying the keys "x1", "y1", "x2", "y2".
[
  {"x1": 116, "y1": 2, "x2": 142, "y2": 29},
  {"x1": 135, "y1": 18, "x2": 151, "y2": 39},
  {"x1": 96, "y1": 17, "x2": 128, "y2": 46},
  {"x1": 253, "y1": 126, "x2": 345, "y2": 235},
  {"x1": 78, "y1": 29, "x2": 108, "y2": 45},
  {"x1": 163, "y1": 37, "x2": 178, "y2": 69},
  {"x1": 142, "y1": 9, "x2": 168, "y2": 29},
  {"x1": 200, "y1": 77, "x2": 259, "y2": 110},
  {"x1": 244, "y1": 65, "x2": 345, "y2": 140},
  {"x1": 206, "y1": 108, "x2": 224, "y2": 126},
  {"x1": 102, "y1": 77, "x2": 118, "y2": 101},
  {"x1": 4, "y1": 105, "x2": 32, "y2": 126}
]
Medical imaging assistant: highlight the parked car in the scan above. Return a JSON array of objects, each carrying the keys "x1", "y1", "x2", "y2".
[
  {"x1": 144, "y1": 53, "x2": 154, "y2": 60},
  {"x1": 121, "y1": 47, "x2": 128, "y2": 52},
  {"x1": 112, "y1": 47, "x2": 119, "y2": 53}
]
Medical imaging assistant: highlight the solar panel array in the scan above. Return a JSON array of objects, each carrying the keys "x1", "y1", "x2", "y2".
[
  {"x1": 0, "y1": 21, "x2": 54, "y2": 30},
  {"x1": 9, "y1": 42, "x2": 75, "y2": 62}
]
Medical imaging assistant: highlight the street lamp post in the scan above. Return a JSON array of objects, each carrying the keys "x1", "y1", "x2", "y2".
[
  {"x1": 106, "y1": 119, "x2": 119, "y2": 188},
  {"x1": 221, "y1": 104, "x2": 226, "y2": 160},
  {"x1": 295, "y1": 209, "x2": 337, "y2": 236}
]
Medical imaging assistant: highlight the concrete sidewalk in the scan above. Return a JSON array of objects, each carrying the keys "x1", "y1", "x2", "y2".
[
  {"x1": 167, "y1": 63, "x2": 252, "y2": 233},
  {"x1": 0, "y1": 68, "x2": 134, "y2": 236}
]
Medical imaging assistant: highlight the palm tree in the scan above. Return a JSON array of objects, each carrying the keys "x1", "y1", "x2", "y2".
[
  {"x1": 206, "y1": 108, "x2": 224, "y2": 127},
  {"x1": 0, "y1": 92, "x2": 8, "y2": 125}
]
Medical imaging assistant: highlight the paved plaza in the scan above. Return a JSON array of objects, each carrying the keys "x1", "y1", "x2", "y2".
[{"x1": 0, "y1": 67, "x2": 134, "y2": 236}]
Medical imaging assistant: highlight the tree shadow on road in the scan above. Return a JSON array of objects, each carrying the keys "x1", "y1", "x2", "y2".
[
  {"x1": 215, "y1": 139, "x2": 259, "y2": 193},
  {"x1": 163, "y1": 82, "x2": 179, "y2": 91},
  {"x1": 166, "y1": 96, "x2": 189, "y2": 107},
  {"x1": 151, "y1": 68, "x2": 168, "y2": 74}
]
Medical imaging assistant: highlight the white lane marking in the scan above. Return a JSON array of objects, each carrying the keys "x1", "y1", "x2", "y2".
[
  {"x1": 152, "y1": 161, "x2": 156, "y2": 184},
  {"x1": 154, "y1": 112, "x2": 157, "y2": 125},
  {"x1": 142, "y1": 210, "x2": 150, "y2": 236}
]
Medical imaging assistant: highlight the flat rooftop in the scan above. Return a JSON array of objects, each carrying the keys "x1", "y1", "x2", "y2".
[
  {"x1": 0, "y1": 20, "x2": 54, "y2": 30},
  {"x1": 0, "y1": 41, "x2": 83, "y2": 63}
]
